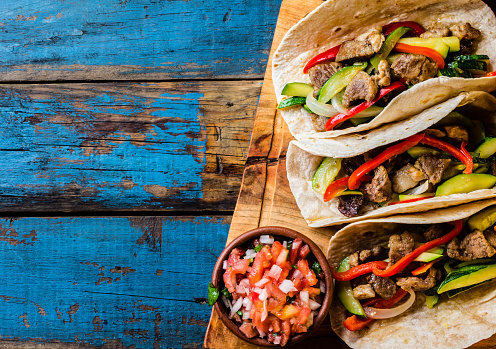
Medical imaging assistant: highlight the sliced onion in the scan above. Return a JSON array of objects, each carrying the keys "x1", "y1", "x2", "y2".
[
  {"x1": 230, "y1": 297, "x2": 243, "y2": 318},
  {"x1": 254, "y1": 277, "x2": 270, "y2": 288},
  {"x1": 259, "y1": 235, "x2": 274, "y2": 244},
  {"x1": 279, "y1": 279, "x2": 298, "y2": 294},
  {"x1": 223, "y1": 260, "x2": 228, "y2": 270},
  {"x1": 243, "y1": 249, "x2": 257, "y2": 259},
  {"x1": 353, "y1": 105, "x2": 383, "y2": 118},
  {"x1": 403, "y1": 180, "x2": 430, "y2": 195},
  {"x1": 268, "y1": 264, "x2": 282, "y2": 280},
  {"x1": 309, "y1": 299, "x2": 321, "y2": 310},
  {"x1": 306, "y1": 92, "x2": 339, "y2": 117},
  {"x1": 293, "y1": 269, "x2": 304, "y2": 280},
  {"x1": 364, "y1": 289, "x2": 415, "y2": 319},
  {"x1": 300, "y1": 290, "x2": 309, "y2": 305},
  {"x1": 331, "y1": 89, "x2": 348, "y2": 114},
  {"x1": 320, "y1": 281, "x2": 326, "y2": 294}
]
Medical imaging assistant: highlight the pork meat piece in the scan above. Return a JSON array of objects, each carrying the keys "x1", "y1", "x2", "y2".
[
  {"x1": 414, "y1": 155, "x2": 451, "y2": 185},
  {"x1": 388, "y1": 232, "x2": 415, "y2": 265},
  {"x1": 420, "y1": 27, "x2": 450, "y2": 39},
  {"x1": 353, "y1": 284, "x2": 376, "y2": 300},
  {"x1": 372, "y1": 59, "x2": 391, "y2": 88},
  {"x1": 338, "y1": 194, "x2": 364, "y2": 217},
  {"x1": 423, "y1": 224, "x2": 446, "y2": 241},
  {"x1": 443, "y1": 125, "x2": 469, "y2": 143},
  {"x1": 449, "y1": 23, "x2": 481, "y2": 41},
  {"x1": 342, "y1": 155, "x2": 365, "y2": 175},
  {"x1": 342, "y1": 71, "x2": 378, "y2": 107},
  {"x1": 391, "y1": 53, "x2": 438, "y2": 85},
  {"x1": 336, "y1": 27, "x2": 384, "y2": 62},
  {"x1": 447, "y1": 230, "x2": 496, "y2": 261},
  {"x1": 367, "y1": 273, "x2": 397, "y2": 299},
  {"x1": 359, "y1": 245, "x2": 386, "y2": 262},
  {"x1": 362, "y1": 165, "x2": 392, "y2": 203},
  {"x1": 308, "y1": 61, "x2": 344, "y2": 97},
  {"x1": 396, "y1": 267, "x2": 441, "y2": 292}
]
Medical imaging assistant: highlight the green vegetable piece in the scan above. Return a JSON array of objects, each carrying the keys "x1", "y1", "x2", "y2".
[
  {"x1": 436, "y1": 111, "x2": 474, "y2": 128},
  {"x1": 254, "y1": 244, "x2": 263, "y2": 253},
  {"x1": 312, "y1": 157, "x2": 342, "y2": 195},
  {"x1": 371, "y1": 26, "x2": 411, "y2": 70},
  {"x1": 303, "y1": 104, "x2": 314, "y2": 114},
  {"x1": 468, "y1": 205, "x2": 496, "y2": 232},
  {"x1": 438, "y1": 263, "x2": 496, "y2": 294},
  {"x1": 438, "y1": 68, "x2": 458, "y2": 77},
  {"x1": 454, "y1": 258, "x2": 496, "y2": 270},
  {"x1": 399, "y1": 36, "x2": 460, "y2": 53},
  {"x1": 336, "y1": 190, "x2": 363, "y2": 196},
  {"x1": 444, "y1": 259, "x2": 457, "y2": 274},
  {"x1": 312, "y1": 261, "x2": 322, "y2": 275},
  {"x1": 317, "y1": 64, "x2": 365, "y2": 104},
  {"x1": 425, "y1": 294, "x2": 439, "y2": 309},
  {"x1": 414, "y1": 252, "x2": 443, "y2": 263},
  {"x1": 277, "y1": 96, "x2": 306, "y2": 109},
  {"x1": 336, "y1": 257, "x2": 366, "y2": 317},
  {"x1": 281, "y1": 82, "x2": 314, "y2": 97},
  {"x1": 407, "y1": 146, "x2": 442, "y2": 158},
  {"x1": 454, "y1": 54, "x2": 490, "y2": 61},
  {"x1": 398, "y1": 193, "x2": 434, "y2": 201},
  {"x1": 237, "y1": 310, "x2": 243, "y2": 316},
  {"x1": 435, "y1": 174, "x2": 496, "y2": 196},
  {"x1": 446, "y1": 279, "x2": 492, "y2": 298},
  {"x1": 449, "y1": 60, "x2": 487, "y2": 71},
  {"x1": 474, "y1": 137, "x2": 496, "y2": 159},
  {"x1": 208, "y1": 282, "x2": 219, "y2": 306},
  {"x1": 221, "y1": 287, "x2": 231, "y2": 298}
]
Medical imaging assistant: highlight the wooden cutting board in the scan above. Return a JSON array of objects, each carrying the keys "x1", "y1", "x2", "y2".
[{"x1": 204, "y1": 0, "x2": 496, "y2": 347}]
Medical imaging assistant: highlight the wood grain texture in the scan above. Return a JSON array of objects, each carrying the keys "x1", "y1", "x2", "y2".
[
  {"x1": 0, "y1": 81, "x2": 260, "y2": 212},
  {"x1": 0, "y1": 215, "x2": 230, "y2": 349},
  {"x1": 0, "y1": 0, "x2": 283, "y2": 81}
]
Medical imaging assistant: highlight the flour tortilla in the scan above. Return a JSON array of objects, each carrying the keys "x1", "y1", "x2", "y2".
[
  {"x1": 273, "y1": 0, "x2": 496, "y2": 141},
  {"x1": 327, "y1": 199, "x2": 496, "y2": 349},
  {"x1": 286, "y1": 91, "x2": 496, "y2": 226}
]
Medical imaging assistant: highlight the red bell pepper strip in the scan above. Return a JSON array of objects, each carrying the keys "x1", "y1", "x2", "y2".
[
  {"x1": 343, "y1": 288, "x2": 408, "y2": 331},
  {"x1": 388, "y1": 195, "x2": 434, "y2": 205},
  {"x1": 331, "y1": 260, "x2": 388, "y2": 281},
  {"x1": 460, "y1": 141, "x2": 473, "y2": 174},
  {"x1": 325, "y1": 81, "x2": 406, "y2": 131},
  {"x1": 372, "y1": 220, "x2": 463, "y2": 277},
  {"x1": 383, "y1": 21, "x2": 425, "y2": 37},
  {"x1": 303, "y1": 44, "x2": 341, "y2": 74},
  {"x1": 411, "y1": 260, "x2": 436, "y2": 276},
  {"x1": 393, "y1": 43, "x2": 445, "y2": 68},
  {"x1": 323, "y1": 176, "x2": 350, "y2": 202},
  {"x1": 487, "y1": 71, "x2": 496, "y2": 77},
  {"x1": 420, "y1": 135, "x2": 473, "y2": 174},
  {"x1": 348, "y1": 134, "x2": 425, "y2": 190}
]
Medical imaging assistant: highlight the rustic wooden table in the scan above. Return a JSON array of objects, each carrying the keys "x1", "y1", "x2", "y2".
[{"x1": 0, "y1": 1, "x2": 283, "y2": 348}]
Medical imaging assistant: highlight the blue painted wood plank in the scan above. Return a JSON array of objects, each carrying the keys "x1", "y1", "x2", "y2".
[
  {"x1": 0, "y1": 81, "x2": 260, "y2": 212},
  {"x1": 0, "y1": 0, "x2": 283, "y2": 81},
  {"x1": 0, "y1": 215, "x2": 230, "y2": 348}
]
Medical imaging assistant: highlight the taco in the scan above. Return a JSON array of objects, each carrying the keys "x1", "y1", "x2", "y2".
[
  {"x1": 272, "y1": 0, "x2": 496, "y2": 140},
  {"x1": 287, "y1": 91, "x2": 496, "y2": 226},
  {"x1": 327, "y1": 199, "x2": 496, "y2": 349}
]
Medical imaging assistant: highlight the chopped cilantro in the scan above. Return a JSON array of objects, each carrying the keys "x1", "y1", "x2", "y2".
[
  {"x1": 312, "y1": 261, "x2": 322, "y2": 275},
  {"x1": 237, "y1": 310, "x2": 243, "y2": 316},
  {"x1": 221, "y1": 287, "x2": 231, "y2": 298},
  {"x1": 208, "y1": 282, "x2": 219, "y2": 306},
  {"x1": 287, "y1": 242, "x2": 292, "y2": 250},
  {"x1": 292, "y1": 264, "x2": 298, "y2": 269},
  {"x1": 254, "y1": 244, "x2": 263, "y2": 252}
]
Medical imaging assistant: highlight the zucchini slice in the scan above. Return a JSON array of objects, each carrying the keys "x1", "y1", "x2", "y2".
[
  {"x1": 468, "y1": 205, "x2": 496, "y2": 231},
  {"x1": 336, "y1": 257, "x2": 366, "y2": 317},
  {"x1": 312, "y1": 157, "x2": 342, "y2": 195},
  {"x1": 281, "y1": 82, "x2": 314, "y2": 97},
  {"x1": 438, "y1": 263, "x2": 496, "y2": 294},
  {"x1": 474, "y1": 137, "x2": 496, "y2": 159},
  {"x1": 277, "y1": 96, "x2": 306, "y2": 109}
]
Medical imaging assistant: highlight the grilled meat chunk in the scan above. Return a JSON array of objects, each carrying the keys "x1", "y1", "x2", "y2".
[
  {"x1": 342, "y1": 155, "x2": 365, "y2": 175},
  {"x1": 348, "y1": 251, "x2": 360, "y2": 268},
  {"x1": 391, "y1": 163, "x2": 426, "y2": 193},
  {"x1": 443, "y1": 125, "x2": 469, "y2": 143},
  {"x1": 367, "y1": 273, "x2": 397, "y2": 299},
  {"x1": 311, "y1": 114, "x2": 327, "y2": 132},
  {"x1": 362, "y1": 165, "x2": 392, "y2": 203},
  {"x1": 353, "y1": 284, "x2": 376, "y2": 299},
  {"x1": 359, "y1": 245, "x2": 386, "y2": 262},
  {"x1": 423, "y1": 224, "x2": 446, "y2": 241},
  {"x1": 447, "y1": 230, "x2": 496, "y2": 261},
  {"x1": 308, "y1": 61, "x2": 344, "y2": 97},
  {"x1": 336, "y1": 27, "x2": 384, "y2": 62},
  {"x1": 391, "y1": 53, "x2": 438, "y2": 85},
  {"x1": 342, "y1": 71, "x2": 378, "y2": 107},
  {"x1": 338, "y1": 194, "x2": 364, "y2": 217},
  {"x1": 424, "y1": 128, "x2": 446, "y2": 138},
  {"x1": 420, "y1": 27, "x2": 450, "y2": 39},
  {"x1": 449, "y1": 23, "x2": 481, "y2": 41},
  {"x1": 414, "y1": 155, "x2": 451, "y2": 185},
  {"x1": 396, "y1": 267, "x2": 441, "y2": 292},
  {"x1": 388, "y1": 232, "x2": 415, "y2": 265},
  {"x1": 372, "y1": 59, "x2": 391, "y2": 87}
]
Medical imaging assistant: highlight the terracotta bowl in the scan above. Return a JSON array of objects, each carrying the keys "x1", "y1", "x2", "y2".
[{"x1": 211, "y1": 226, "x2": 333, "y2": 347}]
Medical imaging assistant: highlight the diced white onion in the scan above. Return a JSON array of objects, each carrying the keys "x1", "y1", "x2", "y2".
[
  {"x1": 309, "y1": 299, "x2": 321, "y2": 310},
  {"x1": 300, "y1": 290, "x2": 309, "y2": 305},
  {"x1": 230, "y1": 297, "x2": 243, "y2": 319},
  {"x1": 331, "y1": 89, "x2": 348, "y2": 114},
  {"x1": 260, "y1": 235, "x2": 274, "y2": 244},
  {"x1": 259, "y1": 288, "x2": 268, "y2": 302},
  {"x1": 293, "y1": 269, "x2": 304, "y2": 280},
  {"x1": 268, "y1": 264, "x2": 282, "y2": 280},
  {"x1": 223, "y1": 260, "x2": 228, "y2": 270},
  {"x1": 353, "y1": 105, "x2": 383, "y2": 118},
  {"x1": 254, "y1": 287, "x2": 264, "y2": 295},
  {"x1": 403, "y1": 180, "x2": 429, "y2": 195},
  {"x1": 257, "y1": 329, "x2": 266, "y2": 338},
  {"x1": 235, "y1": 284, "x2": 248, "y2": 295},
  {"x1": 320, "y1": 281, "x2": 326, "y2": 294},
  {"x1": 261, "y1": 300, "x2": 268, "y2": 322},
  {"x1": 254, "y1": 277, "x2": 270, "y2": 288},
  {"x1": 243, "y1": 249, "x2": 257, "y2": 259},
  {"x1": 273, "y1": 336, "x2": 281, "y2": 345},
  {"x1": 283, "y1": 241, "x2": 288, "y2": 249},
  {"x1": 243, "y1": 297, "x2": 253, "y2": 311},
  {"x1": 306, "y1": 92, "x2": 339, "y2": 117},
  {"x1": 279, "y1": 279, "x2": 298, "y2": 294},
  {"x1": 364, "y1": 289, "x2": 415, "y2": 319},
  {"x1": 242, "y1": 311, "x2": 251, "y2": 320}
]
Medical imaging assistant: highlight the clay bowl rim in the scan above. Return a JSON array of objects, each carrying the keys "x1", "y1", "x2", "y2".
[{"x1": 211, "y1": 226, "x2": 333, "y2": 347}]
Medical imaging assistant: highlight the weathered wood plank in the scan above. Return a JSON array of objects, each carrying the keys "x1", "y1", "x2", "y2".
[
  {"x1": 0, "y1": 215, "x2": 230, "y2": 349},
  {"x1": 0, "y1": 81, "x2": 260, "y2": 212},
  {"x1": 0, "y1": 0, "x2": 282, "y2": 81}
]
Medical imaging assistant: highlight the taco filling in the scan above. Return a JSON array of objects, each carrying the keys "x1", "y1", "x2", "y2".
[
  {"x1": 278, "y1": 21, "x2": 491, "y2": 132},
  {"x1": 312, "y1": 110, "x2": 496, "y2": 218},
  {"x1": 330, "y1": 208, "x2": 496, "y2": 332}
]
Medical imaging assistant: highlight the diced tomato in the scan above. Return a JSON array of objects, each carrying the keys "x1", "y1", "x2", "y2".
[
  {"x1": 299, "y1": 244, "x2": 311, "y2": 259},
  {"x1": 271, "y1": 241, "x2": 284, "y2": 264},
  {"x1": 301, "y1": 287, "x2": 320, "y2": 296},
  {"x1": 226, "y1": 247, "x2": 244, "y2": 266},
  {"x1": 292, "y1": 278, "x2": 304, "y2": 291},
  {"x1": 239, "y1": 323, "x2": 258, "y2": 338},
  {"x1": 258, "y1": 316, "x2": 271, "y2": 334},
  {"x1": 232, "y1": 259, "x2": 250, "y2": 274},
  {"x1": 269, "y1": 315, "x2": 282, "y2": 333},
  {"x1": 278, "y1": 261, "x2": 292, "y2": 283},
  {"x1": 293, "y1": 323, "x2": 308, "y2": 334},
  {"x1": 223, "y1": 268, "x2": 237, "y2": 293},
  {"x1": 275, "y1": 304, "x2": 300, "y2": 320},
  {"x1": 344, "y1": 315, "x2": 375, "y2": 331},
  {"x1": 276, "y1": 248, "x2": 289, "y2": 266},
  {"x1": 289, "y1": 238, "x2": 302, "y2": 265},
  {"x1": 297, "y1": 259, "x2": 318, "y2": 286},
  {"x1": 296, "y1": 307, "x2": 311, "y2": 325},
  {"x1": 265, "y1": 281, "x2": 287, "y2": 312},
  {"x1": 280, "y1": 319, "x2": 291, "y2": 346},
  {"x1": 248, "y1": 246, "x2": 273, "y2": 287}
]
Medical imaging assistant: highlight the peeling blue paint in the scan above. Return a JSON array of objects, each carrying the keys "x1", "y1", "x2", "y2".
[{"x1": 0, "y1": 216, "x2": 230, "y2": 348}]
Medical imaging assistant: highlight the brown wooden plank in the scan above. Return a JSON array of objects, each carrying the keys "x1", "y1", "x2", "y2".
[{"x1": 0, "y1": 80, "x2": 260, "y2": 213}]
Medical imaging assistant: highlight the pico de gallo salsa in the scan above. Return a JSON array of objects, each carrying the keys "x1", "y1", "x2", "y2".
[{"x1": 208, "y1": 235, "x2": 326, "y2": 346}]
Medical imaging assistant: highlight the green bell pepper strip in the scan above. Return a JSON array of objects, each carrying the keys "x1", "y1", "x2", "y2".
[
  {"x1": 317, "y1": 62, "x2": 367, "y2": 104},
  {"x1": 336, "y1": 256, "x2": 366, "y2": 317},
  {"x1": 371, "y1": 26, "x2": 412, "y2": 70}
]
